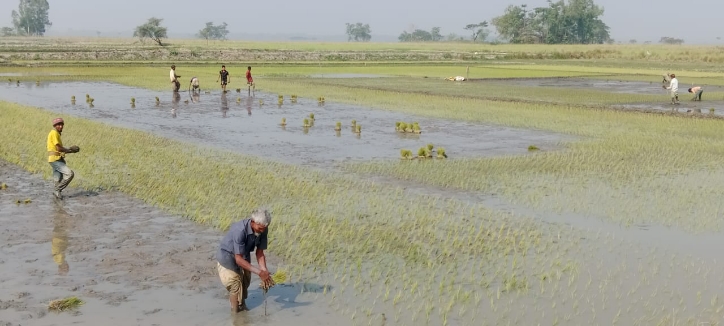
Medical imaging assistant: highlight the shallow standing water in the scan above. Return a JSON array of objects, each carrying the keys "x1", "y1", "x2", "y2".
[{"x1": 0, "y1": 81, "x2": 569, "y2": 168}]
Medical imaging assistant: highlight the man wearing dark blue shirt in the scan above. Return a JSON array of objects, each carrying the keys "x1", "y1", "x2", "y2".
[{"x1": 216, "y1": 208, "x2": 274, "y2": 313}]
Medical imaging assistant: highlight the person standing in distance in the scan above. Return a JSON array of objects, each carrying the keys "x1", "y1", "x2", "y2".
[
  {"x1": 217, "y1": 65, "x2": 230, "y2": 93},
  {"x1": 170, "y1": 65, "x2": 181, "y2": 92}
]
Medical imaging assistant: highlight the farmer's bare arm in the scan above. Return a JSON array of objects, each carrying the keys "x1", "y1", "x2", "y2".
[
  {"x1": 55, "y1": 144, "x2": 76, "y2": 153},
  {"x1": 256, "y1": 248, "x2": 268, "y2": 272},
  {"x1": 234, "y1": 254, "x2": 271, "y2": 281}
]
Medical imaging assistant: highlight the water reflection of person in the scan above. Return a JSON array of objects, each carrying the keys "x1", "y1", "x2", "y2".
[
  {"x1": 172, "y1": 92, "x2": 181, "y2": 118},
  {"x1": 245, "y1": 96, "x2": 252, "y2": 116},
  {"x1": 191, "y1": 92, "x2": 200, "y2": 103},
  {"x1": 51, "y1": 208, "x2": 70, "y2": 276},
  {"x1": 221, "y1": 92, "x2": 229, "y2": 118}
]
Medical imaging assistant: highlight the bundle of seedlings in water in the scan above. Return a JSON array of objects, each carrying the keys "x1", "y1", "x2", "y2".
[
  {"x1": 354, "y1": 124, "x2": 361, "y2": 134},
  {"x1": 436, "y1": 147, "x2": 447, "y2": 159},
  {"x1": 236, "y1": 88, "x2": 241, "y2": 93},
  {"x1": 0, "y1": 183, "x2": 7, "y2": 190},
  {"x1": 237, "y1": 97, "x2": 241, "y2": 103},
  {"x1": 427, "y1": 143, "x2": 434, "y2": 151},
  {"x1": 528, "y1": 145, "x2": 540, "y2": 151},
  {"x1": 335, "y1": 122, "x2": 342, "y2": 131},
  {"x1": 318, "y1": 96, "x2": 325, "y2": 103},
  {"x1": 291, "y1": 95, "x2": 298, "y2": 103},
  {"x1": 395, "y1": 122, "x2": 401, "y2": 131},
  {"x1": 280, "y1": 117, "x2": 287, "y2": 126},
  {"x1": 155, "y1": 96, "x2": 160, "y2": 104},
  {"x1": 418, "y1": 147, "x2": 429, "y2": 158},
  {"x1": 710, "y1": 108, "x2": 715, "y2": 115},
  {"x1": 413, "y1": 122, "x2": 422, "y2": 134},
  {"x1": 48, "y1": 296, "x2": 84, "y2": 312},
  {"x1": 405, "y1": 123, "x2": 414, "y2": 133},
  {"x1": 88, "y1": 98, "x2": 94, "y2": 107},
  {"x1": 85, "y1": 94, "x2": 90, "y2": 103},
  {"x1": 400, "y1": 149, "x2": 414, "y2": 160},
  {"x1": 259, "y1": 99, "x2": 264, "y2": 106},
  {"x1": 35, "y1": 80, "x2": 40, "y2": 86},
  {"x1": 397, "y1": 122, "x2": 408, "y2": 133},
  {"x1": 260, "y1": 270, "x2": 288, "y2": 316},
  {"x1": 351, "y1": 119, "x2": 357, "y2": 127},
  {"x1": 303, "y1": 118, "x2": 311, "y2": 128},
  {"x1": 309, "y1": 113, "x2": 315, "y2": 121},
  {"x1": 130, "y1": 97, "x2": 135, "y2": 105}
]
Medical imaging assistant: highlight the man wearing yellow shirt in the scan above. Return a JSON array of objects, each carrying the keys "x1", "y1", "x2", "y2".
[{"x1": 48, "y1": 118, "x2": 80, "y2": 200}]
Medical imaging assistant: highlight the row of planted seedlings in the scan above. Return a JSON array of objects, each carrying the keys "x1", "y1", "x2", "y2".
[
  {"x1": 3, "y1": 101, "x2": 724, "y2": 325},
  {"x1": 280, "y1": 113, "x2": 363, "y2": 135}
]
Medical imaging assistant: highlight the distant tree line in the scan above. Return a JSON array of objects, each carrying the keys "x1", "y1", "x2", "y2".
[{"x1": 659, "y1": 36, "x2": 684, "y2": 45}]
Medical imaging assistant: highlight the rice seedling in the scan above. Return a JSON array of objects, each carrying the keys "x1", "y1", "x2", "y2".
[
  {"x1": 309, "y1": 113, "x2": 315, "y2": 121},
  {"x1": 48, "y1": 297, "x2": 83, "y2": 312},
  {"x1": 437, "y1": 147, "x2": 447, "y2": 159},
  {"x1": 280, "y1": 117, "x2": 287, "y2": 126},
  {"x1": 130, "y1": 97, "x2": 135, "y2": 105},
  {"x1": 0, "y1": 183, "x2": 6, "y2": 190},
  {"x1": 355, "y1": 124, "x2": 361, "y2": 134},
  {"x1": 528, "y1": 145, "x2": 540, "y2": 151},
  {"x1": 236, "y1": 97, "x2": 241, "y2": 103},
  {"x1": 426, "y1": 143, "x2": 434, "y2": 151},
  {"x1": 351, "y1": 119, "x2": 356, "y2": 127},
  {"x1": 259, "y1": 99, "x2": 264, "y2": 106},
  {"x1": 303, "y1": 118, "x2": 311, "y2": 128},
  {"x1": 335, "y1": 122, "x2": 342, "y2": 131},
  {"x1": 71, "y1": 95, "x2": 75, "y2": 101},
  {"x1": 236, "y1": 88, "x2": 241, "y2": 93}
]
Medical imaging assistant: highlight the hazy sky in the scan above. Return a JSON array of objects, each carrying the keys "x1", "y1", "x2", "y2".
[{"x1": 0, "y1": 0, "x2": 721, "y2": 43}]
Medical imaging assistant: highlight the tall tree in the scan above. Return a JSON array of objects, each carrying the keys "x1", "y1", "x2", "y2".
[
  {"x1": 345, "y1": 23, "x2": 371, "y2": 42},
  {"x1": 431, "y1": 27, "x2": 442, "y2": 41},
  {"x1": 464, "y1": 21, "x2": 489, "y2": 42},
  {"x1": 134, "y1": 17, "x2": 167, "y2": 46},
  {"x1": 11, "y1": 0, "x2": 51, "y2": 36},
  {"x1": 197, "y1": 22, "x2": 229, "y2": 44}
]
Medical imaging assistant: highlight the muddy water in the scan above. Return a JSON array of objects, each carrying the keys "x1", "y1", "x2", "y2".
[
  {"x1": 0, "y1": 81, "x2": 569, "y2": 168},
  {"x1": 0, "y1": 161, "x2": 346, "y2": 326},
  {"x1": 498, "y1": 77, "x2": 724, "y2": 96}
]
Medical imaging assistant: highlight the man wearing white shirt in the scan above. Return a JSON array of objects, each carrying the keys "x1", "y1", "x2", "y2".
[
  {"x1": 663, "y1": 73, "x2": 679, "y2": 104},
  {"x1": 170, "y1": 65, "x2": 181, "y2": 92}
]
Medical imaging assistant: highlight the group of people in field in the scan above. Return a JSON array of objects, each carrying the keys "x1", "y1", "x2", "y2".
[
  {"x1": 662, "y1": 73, "x2": 704, "y2": 105},
  {"x1": 169, "y1": 64, "x2": 255, "y2": 94}
]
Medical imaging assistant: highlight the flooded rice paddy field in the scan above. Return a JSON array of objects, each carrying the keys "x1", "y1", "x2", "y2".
[
  {"x1": 0, "y1": 161, "x2": 345, "y2": 326},
  {"x1": 491, "y1": 77, "x2": 724, "y2": 115},
  {"x1": 3, "y1": 76, "x2": 724, "y2": 325},
  {"x1": 0, "y1": 81, "x2": 568, "y2": 168}
]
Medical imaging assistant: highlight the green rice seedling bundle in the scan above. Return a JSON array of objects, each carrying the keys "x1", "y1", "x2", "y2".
[
  {"x1": 48, "y1": 297, "x2": 84, "y2": 312},
  {"x1": 355, "y1": 124, "x2": 361, "y2": 134},
  {"x1": 280, "y1": 117, "x2": 287, "y2": 126},
  {"x1": 303, "y1": 118, "x2": 311, "y2": 127},
  {"x1": 309, "y1": 113, "x2": 315, "y2": 121},
  {"x1": 437, "y1": 147, "x2": 447, "y2": 159},
  {"x1": 335, "y1": 122, "x2": 342, "y2": 131}
]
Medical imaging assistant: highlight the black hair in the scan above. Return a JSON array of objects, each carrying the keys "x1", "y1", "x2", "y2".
[
  {"x1": 247, "y1": 66, "x2": 251, "y2": 70},
  {"x1": 688, "y1": 88, "x2": 692, "y2": 92},
  {"x1": 222, "y1": 65, "x2": 226, "y2": 68}
]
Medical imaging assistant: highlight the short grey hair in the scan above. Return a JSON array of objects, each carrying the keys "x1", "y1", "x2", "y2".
[{"x1": 250, "y1": 208, "x2": 272, "y2": 226}]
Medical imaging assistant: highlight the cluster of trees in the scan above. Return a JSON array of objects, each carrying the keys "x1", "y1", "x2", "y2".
[
  {"x1": 2, "y1": 0, "x2": 51, "y2": 36},
  {"x1": 659, "y1": 36, "x2": 684, "y2": 45},
  {"x1": 345, "y1": 22, "x2": 371, "y2": 42},
  {"x1": 398, "y1": 23, "x2": 490, "y2": 43},
  {"x1": 491, "y1": 0, "x2": 611, "y2": 44},
  {"x1": 197, "y1": 22, "x2": 229, "y2": 44}
]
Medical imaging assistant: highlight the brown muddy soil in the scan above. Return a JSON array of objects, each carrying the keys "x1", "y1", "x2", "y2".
[{"x1": 0, "y1": 160, "x2": 345, "y2": 326}]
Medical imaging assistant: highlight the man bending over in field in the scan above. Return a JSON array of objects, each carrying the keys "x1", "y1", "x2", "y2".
[
  {"x1": 216, "y1": 208, "x2": 274, "y2": 313},
  {"x1": 189, "y1": 77, "x2": 200, "y2": 93},
  {"x1": 688, "y1": 86, "x2": 703, "y2": 101}
]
